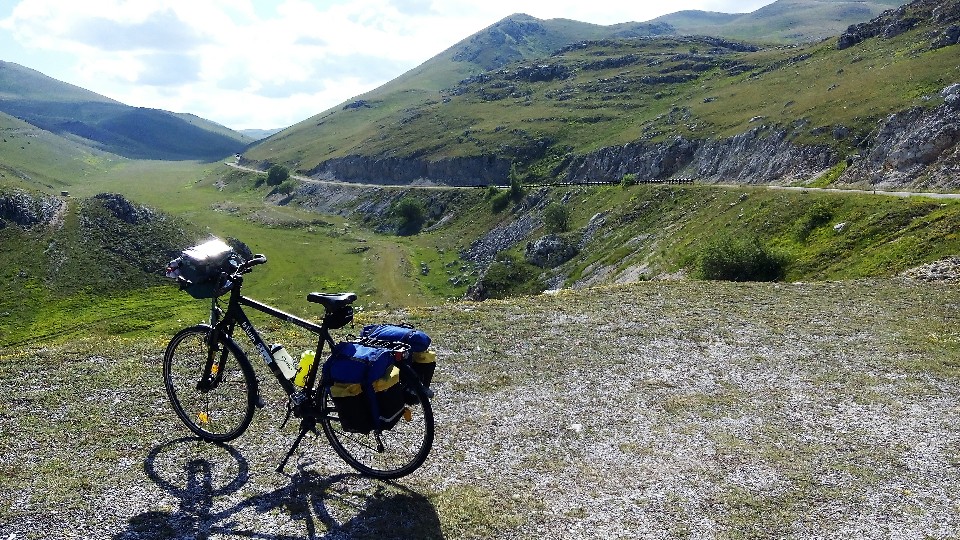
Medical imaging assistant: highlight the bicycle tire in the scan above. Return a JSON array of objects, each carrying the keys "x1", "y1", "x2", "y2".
[
  {"x1": 320, "y1": 362, "x2": 434, "y2": 479},
  {"x1": 163, "y1": 325, "x2": 257, "y2": 442}
]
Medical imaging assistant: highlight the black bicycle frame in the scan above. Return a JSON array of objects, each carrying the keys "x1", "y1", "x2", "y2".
[{"x1": 214, "y1": 279, "x2": 336, "y2": 396}]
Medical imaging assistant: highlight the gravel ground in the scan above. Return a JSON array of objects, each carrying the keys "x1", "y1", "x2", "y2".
[{"x1": 1, "y1": 277, "x2": 960, "y2": 539}]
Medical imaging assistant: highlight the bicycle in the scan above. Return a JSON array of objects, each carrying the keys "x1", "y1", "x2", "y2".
[{"x1": 161, "y1": 242, "x2": 435, "y2": 480}]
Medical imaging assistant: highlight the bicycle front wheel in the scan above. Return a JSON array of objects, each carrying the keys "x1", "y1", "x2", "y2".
[
  {"x1": 320, "y1": 363, "x2": 435, "y2": 479},
  {"x1": 163, "y1": 325, "x2": 257, "y2": 442}
]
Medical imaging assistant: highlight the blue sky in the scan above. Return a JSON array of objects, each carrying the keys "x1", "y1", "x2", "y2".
[{"x1": 0, "y1": 0, "x2": 774, "y2": 131}]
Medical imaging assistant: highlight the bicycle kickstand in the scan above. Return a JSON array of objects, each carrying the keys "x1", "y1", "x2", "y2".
[{"x1": 277, "y1": 418, "x2": 316, "y2": 473}]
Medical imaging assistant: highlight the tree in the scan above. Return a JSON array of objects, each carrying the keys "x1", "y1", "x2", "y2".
[
  {"x1": 508, "y1": 163, "x2": 524, "y2": 201},
  {"x1": 266, "y1": 164, "x2": 290, "y2": 186}
]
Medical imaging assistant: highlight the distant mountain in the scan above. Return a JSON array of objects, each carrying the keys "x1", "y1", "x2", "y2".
[
  {"x1": 0, "y1": 61, "x2": 252, "y2": 161},
  {"x1": 240, "y1": 128, "x2": 283, "y2": 141},
  {"x1": 654, "y1": 0, "x2": 908, "y2": 43}
]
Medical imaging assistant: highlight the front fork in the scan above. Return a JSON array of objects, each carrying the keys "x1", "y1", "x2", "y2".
[{"x1": 197, "y1": 330, "x2": 229, "y2": 392}]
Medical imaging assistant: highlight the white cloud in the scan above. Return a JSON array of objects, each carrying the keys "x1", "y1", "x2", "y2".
[{"x1": 1, "y1": 0, "x2": 775, "y2": 130}]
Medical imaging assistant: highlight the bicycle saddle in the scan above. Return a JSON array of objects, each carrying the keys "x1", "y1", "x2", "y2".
[{"x1": 307, "y1": 292, "x2": 357, "y2": 309}]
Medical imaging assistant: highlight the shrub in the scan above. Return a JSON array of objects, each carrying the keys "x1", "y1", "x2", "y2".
[
  {"x1": 266, "y1": 165, "x2": 290, "y2": 186},
  {"x1": 275, "y1": 179, "x2": 297, "y2": 195},
  {"x1": 795, "y1": 202, "x2": 834, "y2": 241},
  {"x1": 477, "y1": 253, "x2": 544, "y2": 299},
  {"x1": 697, "y1": 234, "x2": 785, "y2": 282},
  {"x1": 392, "y1": 197, "x2": 427, "y2": 235},
  {"x1": 490, "y1": 190, "x2": 512, "y2": 213},
  {"x1": 543, "y1": 202, "x2": 570, "y2": 233},
  {"x1": 621, "y1": 173, "x2": 638, "y2": 188}
]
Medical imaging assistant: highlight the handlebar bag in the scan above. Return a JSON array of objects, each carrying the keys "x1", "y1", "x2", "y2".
[
  {"x1": 360, "y1": 324, "x2": 431, "y2": 352},
  {"x1": 166, "y1": 239, "x2": 241, "y2": 299}
]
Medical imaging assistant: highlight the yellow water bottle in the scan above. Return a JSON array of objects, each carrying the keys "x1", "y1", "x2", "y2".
[{"x1": 295, "y1": 350, "x2": 316, "y2": 387}]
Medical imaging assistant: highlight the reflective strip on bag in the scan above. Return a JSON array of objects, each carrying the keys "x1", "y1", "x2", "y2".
[
  {"x1": 330, "y1": 366, "x2": 400, "y2": 397},
  {"x1": 411, "y1": 350, "x2": 436, "y2": 364}
]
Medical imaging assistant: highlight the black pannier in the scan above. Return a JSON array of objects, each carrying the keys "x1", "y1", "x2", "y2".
[{"x1": 330, "y1": 366, "x2": 406, "y2": 433}]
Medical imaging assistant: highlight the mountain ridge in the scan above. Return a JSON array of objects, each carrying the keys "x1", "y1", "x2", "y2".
[
  {"x1": 244, "y1": 0, "x2": 958, "y2": 191},
  {"x1": 655, "y1": 0, "x2": 906, "y2": 43}
]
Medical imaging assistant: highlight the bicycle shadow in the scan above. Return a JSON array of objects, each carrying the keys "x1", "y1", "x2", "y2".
[{"x1": 114, "y1": 437, "x2": 442, "y2": 539}]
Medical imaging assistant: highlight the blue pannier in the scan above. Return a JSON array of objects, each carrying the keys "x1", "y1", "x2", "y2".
[
  {"x1": 325, "y1": 342, "x2": 393, "y2": 385},
  {"x1": 360, "y1": 324, "x2": 431, "y2": 352}
]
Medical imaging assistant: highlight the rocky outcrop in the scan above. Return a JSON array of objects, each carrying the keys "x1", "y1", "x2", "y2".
[
  {"x1": 565, "y1": 137, "x2": 697, "y2": 182},
  {"x1": 841, "y1": 87, "x2": 960, "y2": 189},
  {"x1": 525, "y1": 234, "x2": 579, "y2": 268},
  {"x1": 93, "y1": 193, "x2": 157, "y2": 224},
  {"x1": 0, "y1": 190, "x2": 65, "y2": 228},
  {"x1": 838, "y1": 0, "x2": 960, "y2": 50},
  {"x1": 692, "y1": 129, "x2": 837, "y2": 184}
]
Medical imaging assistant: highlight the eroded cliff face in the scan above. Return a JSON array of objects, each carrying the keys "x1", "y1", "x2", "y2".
[
  {"x1": 305, "y1": 88, "x2": 958, "y2": 190},
  {"x1": 307, "y1": 154, "x2": 512, "y2": 187},
  {"x1": 562, "y1": 129, "x2": 839, "y2": 186},
  {"x1": 842, "y1": 91, "x2": 960, "y2": 189},
  {"x1": 564, "y1": 83, "x2": 960, "y2": 188}
]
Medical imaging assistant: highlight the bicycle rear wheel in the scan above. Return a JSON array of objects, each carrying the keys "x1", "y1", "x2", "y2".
[
  {"x1": 320, "y1": 363, "x2": 434, "y2": 479},
  {"x1": 163, "y1": 325, "x2": 257, "y2": 442}
]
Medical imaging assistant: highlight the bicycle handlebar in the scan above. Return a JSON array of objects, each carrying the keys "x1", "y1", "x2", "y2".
[{"x1": 240, "y1": 254, "x2": 267, "y2": 273}]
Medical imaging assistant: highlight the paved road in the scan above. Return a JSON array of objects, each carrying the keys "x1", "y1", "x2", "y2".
[
  {"x1": 227, "y1": 161, "x2": 960, "y2": 199},
  {"x1": 226, "y1": 162, "x2": 462, "y2": 191},
  {"x1": 760, "y1": 184, "x2": 960, "y2": 200}
]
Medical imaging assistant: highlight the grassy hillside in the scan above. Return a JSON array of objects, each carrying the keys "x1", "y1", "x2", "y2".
[
  {"x1": 0, "y1": 110, "x2": 120, "y2": 192},
  {"x1": 0, "y1": 60, "x2": 119, "y2": 104},
  {"x1": 0, "y1": 61, "x2": 252, "y2": 161}
]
